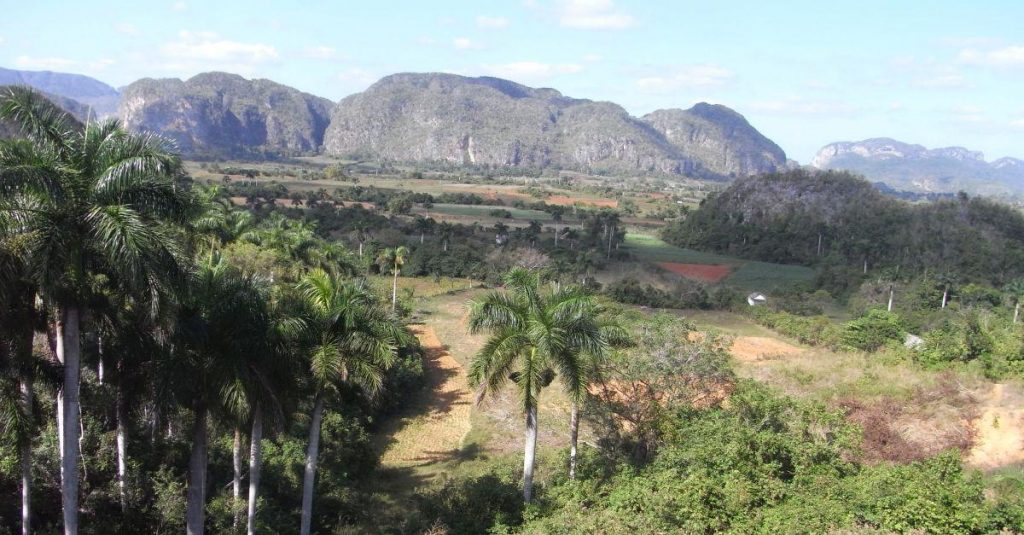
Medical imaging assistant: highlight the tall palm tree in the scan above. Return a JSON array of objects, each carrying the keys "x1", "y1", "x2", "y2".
[
  {"x1": 0, "y1": 213, "x2": 43, "y2": 535},
  {"x1": 1006, "y1": 278, "x2": 1024, "y2": 324},
  {"x1": 413, "y1": 215, "x2": 432, "y2": 244},
  {"x1": 375, "y1": 246, "x2": 409, "y2": 312},
  {"x1": 168, "y1": 254, "x2": 270, "y2": 535},
  {"x1": 0, "y1": 87, "x2": 189, "y2": 535},
  {"x1": 438, "y1": 221, "x2": 455, "y2": 252},
  {"x1": 294, "y1": 270, "x2": 407, "y2": 535},
  {"x1": 467, "y1": 268, "x2": 606, "y2": 502}
]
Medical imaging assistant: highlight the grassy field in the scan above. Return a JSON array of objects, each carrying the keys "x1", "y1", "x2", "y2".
[
  {"x1": 623, "y1": 233, "x2": 816, "y2": 292},
  {"x1": 427, "y1": 203, "x2": 555, "y2": 221}
]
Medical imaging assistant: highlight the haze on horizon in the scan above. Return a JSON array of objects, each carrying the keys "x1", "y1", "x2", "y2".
[{"x1": 2, "y1": 0, "x2": 1022, "y2": 162}]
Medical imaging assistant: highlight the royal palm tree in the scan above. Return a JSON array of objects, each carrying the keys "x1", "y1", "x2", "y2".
[
  {"x1": 0, "y1": 214, "x2": 43, "y2": 535},
  {"x1": 438, "y1": 221, "x2": 455, "y2": 252},
  {"x1": 294, "y1": 270, "x2": 406, "y2": 535},
  {"x1": 0, "y1": 87, "x2": 189, "y2": 534},
  {"x1": 168, "y1": 254, "x2": 270, "y2": 535},
  {"x1": 1005, "y1": 278, "x2": 1024, "y2": 324},
  {"x1": 375, "y1": 246, "x2": 409, "y2": 312},
  {"x1": 568, "y1": 313, "x2": 629, "y2": 479},
  {"x1": 467, "y1": 268, "x2": 606, "y2": 502},
  {"x1": 413, "y1": 215, "x2": 432, "y2": 244}
]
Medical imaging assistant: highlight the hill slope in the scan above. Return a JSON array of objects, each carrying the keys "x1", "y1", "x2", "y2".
[
  {"x1": 118, "y1": 72, "x2": 333, "y2": 158},
  {"x1": 812, "y1": 138, "x2": 1024, "y2": 194},
  {"x1": 323, "y1": 73, "x2": 784, "y2": 177},
  {"x1": 0, "y1": 66, "x2": 120, "y2": 116}
]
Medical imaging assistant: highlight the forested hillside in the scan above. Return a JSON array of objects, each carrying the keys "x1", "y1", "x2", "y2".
[{"x1": 663, "y1": 170, "x2": 1024, "y2": 290}]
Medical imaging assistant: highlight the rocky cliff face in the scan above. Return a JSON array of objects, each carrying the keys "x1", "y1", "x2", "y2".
[
  {"x1": 812, "y1": 138, "x2": 1024, "y2": 194},
  {"x1": 119, "y1": 72, "x2": 333, "y2": 158},
  {"x1": 323, "y1": 73, "x2": 784, "y2": 177},
  {"x1": 641, "y1": 104, "x2": 787, "y2": 176}
]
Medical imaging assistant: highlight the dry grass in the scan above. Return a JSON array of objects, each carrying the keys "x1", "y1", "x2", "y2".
[
  {"x1": 418, "y1": 290, "x2": 579, "y2": 455},
  {"x1": 377, "y1": 325, "x2": 472, "y2": 468}
]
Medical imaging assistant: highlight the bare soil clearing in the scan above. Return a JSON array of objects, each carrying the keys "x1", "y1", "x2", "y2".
[
  {"x1": 729, "y1": 336, "x2": 805, "y2": 362},
  {"x1": 377, "y1": 325, "x2": 472, "y2": 468},
  {"x1": 967, "y1": 383, "x2": 1024, "y2": 470}
]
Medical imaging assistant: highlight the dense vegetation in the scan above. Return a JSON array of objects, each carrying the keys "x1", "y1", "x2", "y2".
[
  {"x1": 3, "y1": 87, "x2": 1024, "y2": 535},
  {"x1": 663, "y1": 170, "x2": 1024, "y2": 294}
]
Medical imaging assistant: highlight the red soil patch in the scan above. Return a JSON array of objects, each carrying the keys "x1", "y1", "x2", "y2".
[
  {"x1": 656, "y1": 262, "x2": 733, "y2": 283},
  {"x1": 545, "y1": 195, "x2": 618, "y2": 208}
]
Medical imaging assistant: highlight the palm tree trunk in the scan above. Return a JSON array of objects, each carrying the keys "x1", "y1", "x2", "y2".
[
  {"x1": 233, "y1": 427, "x2": 242, "y2": 528},
  {"x1": 97, "y1": 335, "x2": 104, "y2": 385},
  {"x1": 942, "y1": 287, "x2": 949, "y2": 309},
  {"x1": 887, "y1": 286, "x2": 894, "y2": 312},
  {"x1": 300, "y1": 393, "x2": 325, "y2": 535},
  {"x1": 569, "y1": 401, "x2": 579, "y2": 480},
  {"x1": 391, "y1": 269, "x2": 398, "y2": 312},
  {"x1": 20, "y1": 376, "x2": 33, "y2": 535},
  {"x1": 186, "y1": 404, "x2": 208, "y2": 535},
  {"x1": 116, "y1": 377, "x2": 128, "y2": 512},
  {"x1": 420, "y1": 232, "x2": 424, "y2": 244},
  {"x1": 58, "y1": 304, "x2": 81, "y2": 535},
  {"x1": 247, "y1": 407, "x2": 263, "y2": 535},
  {"x1": 1015, "y1": 301, "x2": 1020, "y2": 324},
  {"x1": 358, "y1": 241, "x2": 363, "y2": 258},
  {"x1": 523, "y1": 404, "x2": 538, "y2": 503}
]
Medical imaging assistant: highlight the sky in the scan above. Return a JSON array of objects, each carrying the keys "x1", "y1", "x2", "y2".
[{"x1": 2, "y1": 0, "x2": 1023, "y2": 162}]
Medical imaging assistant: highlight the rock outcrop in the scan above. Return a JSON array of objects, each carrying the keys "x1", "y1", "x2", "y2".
[
  {"x1": 812, "y1": 138, "x2": 1024, "y2": 194},
  {"x1": 323, "y1": 73, "x2": 784, "y2": 177},
  {"x1": 119, "y1": 72, "x2": 333, "y2": 158}
]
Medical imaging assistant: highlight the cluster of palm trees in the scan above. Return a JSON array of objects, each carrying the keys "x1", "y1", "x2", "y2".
[
  {"x1": 467, "y1": 268, "x2": 627, "y2": 502},
  {"x1": 0, "y1": 87, "x2": 409, "y2": 534}
]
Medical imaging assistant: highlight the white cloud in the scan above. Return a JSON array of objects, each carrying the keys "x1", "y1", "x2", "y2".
[
  {"x1": 476, "y1": 16, "x2": 509, "y2": 29},
  {"x1": 912, "y1": 73, "x2": 966, "y2": 89},
  {"x1": 1011, "y1": 118, "x2": 1024, "y2": 128},
  {"x1": 115, "y1": 22, "x2": 139, "y2": 36},
  {"x1": 482, "y1": 61, "x2": 583, "y2": 81},
  {"x1": 959, "y1": 45, "x2": 1024, "y2": 66},
  {"x1": 14, "y1": 56, "x2": 77, "y2": 70},
  {"x1": 635, "y1": 64, "x2": 733, "y2": 92},
  {"x1": 453, "y1": 37, "x2": 481, "y2": 50},
  {"x1": 336, "y1": 68, "x2": 378, "y2": 88},
  {"x1": 171, "y1": 1, "x2": 187, "y2": 11},
  {"x1": 948, "y1": 104, "x2": 985, "y2": 123},
  {"x1": 747, "y1": 97, "x2": 856, "y2": 116},
  {"x1": 90, "y1": 59, "x2": 115, "y2": 70},
  {"x1": 582, "y1": 53, "x2": 603, "y2": 62},
  {"x1": 304, "y1": 46, "x2": 337, "y2": 60},
  {"x1": 161, "y1": 31, "x2": 278, "y2": 63},
  {"x1": 557, "y1": 0, "x2": 635, "y2": 30}
]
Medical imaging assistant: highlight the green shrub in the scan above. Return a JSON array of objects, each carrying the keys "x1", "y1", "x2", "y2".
[{"x1": 841, "y1": 309, "x2": 904, "y2": 351}]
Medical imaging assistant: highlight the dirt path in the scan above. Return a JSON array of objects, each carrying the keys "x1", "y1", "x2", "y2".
[
  {"x1": 967, "y1": 383, "x2": 1024, "y2": 469},
  {"x1": 378, "y1": 324, "x2": 472, "y2": 468}
]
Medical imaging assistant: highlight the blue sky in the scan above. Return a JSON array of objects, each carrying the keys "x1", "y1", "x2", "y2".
[{"x1": 3, "y1": 0, "x2": 1023, "y2": 162}]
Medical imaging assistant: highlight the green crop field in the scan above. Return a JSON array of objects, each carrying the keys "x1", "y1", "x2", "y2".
[
  {"x1": 624, "y1": 233, "x2": 816, "y2": 292},
  {"x1": 428, "y1": 203, "x2": 554, "y2": 221}
]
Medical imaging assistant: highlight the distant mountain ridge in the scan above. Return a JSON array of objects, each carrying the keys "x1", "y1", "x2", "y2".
[
  {"x1": 0, "y1": 66, "x2": 789, "y2": 176},
  {"x1": 323, "y1": 72, "x2": 786, "y2": 177},
  {"x1": 0, "y1": 67, "x2": 121, "y2": 116},
  {"x1": 118, "y1": 72, "x2": 334, "y2": 158},
  {"x1": 812, "y1": 138, "x2": 1024, "y2": 194}
]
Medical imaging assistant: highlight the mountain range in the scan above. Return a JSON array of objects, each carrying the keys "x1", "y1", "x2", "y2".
[
  {"x1": 3, "y1": 66, "x2": 1021, "y2": 193},
  {"x1": 0, "y1": 67, "x2": 785, "y2": 178},
  {"x1": 812, "y1": 138, "x2": 1024, "y2": 194}
]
